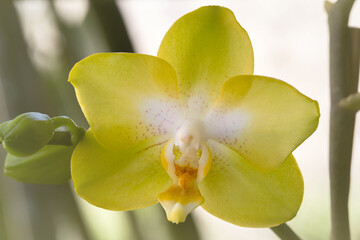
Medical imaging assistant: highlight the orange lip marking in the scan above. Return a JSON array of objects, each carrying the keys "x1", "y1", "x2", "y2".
[{"x1": 174, "y1": 165, "x2": 197, "y2": 189}]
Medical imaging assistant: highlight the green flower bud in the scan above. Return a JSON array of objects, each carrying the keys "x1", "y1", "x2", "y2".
[
  {"x1": 0, "y1": 112, "x2": 54, "y2": 157},
  {"x1": 4, "y1": 145, "x2": 73, "y2": 184}
]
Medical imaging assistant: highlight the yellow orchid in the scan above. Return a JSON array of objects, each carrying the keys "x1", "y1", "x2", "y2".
[{"x1": 69, "y1": 6, "x2": 319, "y2": 227}]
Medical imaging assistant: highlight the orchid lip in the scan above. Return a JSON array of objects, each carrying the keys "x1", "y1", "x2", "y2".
[{"x1": 158, "y1": 119, "x2": 212, "y2": 223}]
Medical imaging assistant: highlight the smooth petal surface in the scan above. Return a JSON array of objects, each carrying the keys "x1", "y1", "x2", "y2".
[
  {"x1": 204, "y1": 75, "x2": 320, "y2": 170},
  {"x1": 71, "y1": 130, "x2": 172, "y2": 211},
  {"x1": 157, "y1": 6, "x2": 254, "y2": 117},
  {"x1": 199, "y1": 140, "x2": 304, "y2": 228},
  {"x1": 69, "y1": 53, "x2": 184, "y2": 151}
]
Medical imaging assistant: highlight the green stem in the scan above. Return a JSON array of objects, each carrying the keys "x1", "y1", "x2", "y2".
[
  {"x1": 126, "y1": 212, "x2": 144, "y2": 240},
  {"x1": 327, "y1": 0, "x2": 358, "y2": 239},
  {"x1": 166, "y1": 214, "x2": 200, "y2": 240},
  {"x1": 51, "y1": 116, "x2": 85, "y2": 145},
  {"x1": 47, "y1": 130, "x2": 72, "y2": 146},
  {"x1": 270, "y1": 224, "x2": 301, "y2": 240},
  {"x1": 339, "y1": 92, "x2": 360, "y2": 111},
  {"x1": 0, "y1": 151, "x2": 8, "y2": 240}
]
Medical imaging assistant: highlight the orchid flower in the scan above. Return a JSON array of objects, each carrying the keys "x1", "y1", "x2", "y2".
[{"x1": 69, "y1": 6, "x2": 319, "y2": 227}]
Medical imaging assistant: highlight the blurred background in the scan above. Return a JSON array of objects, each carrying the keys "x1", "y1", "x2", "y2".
[{"x1": 0, "y1": 0, "x2": 360, "y2": 239}]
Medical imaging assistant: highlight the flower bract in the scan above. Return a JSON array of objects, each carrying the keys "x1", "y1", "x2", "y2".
[{"x1": 69, "y1": 6, "x2": 320, "y2": 227}]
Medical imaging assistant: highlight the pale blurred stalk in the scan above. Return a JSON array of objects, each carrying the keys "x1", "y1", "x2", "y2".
[
  {"x1": 271, "y1": 224, "x2": 301, "y2": 240},
  {"x1": 327, "y1": 0, "x2": 359, "y2": 239},
  {"x1": 133, "y1": 204, "x2": 200, "y2": 240},
  {"x1": 0, "y1": 1, "x2": 89, "y2": 239},
  {"x1": 0, "y1": 150, "x2": 8, "y2": 240},
  {"x1": 89, "y1": 0, "x2": 133, "y2": 52},
  {"x1": 166, "y1": 214, "x2": 200, "y2": 240}
]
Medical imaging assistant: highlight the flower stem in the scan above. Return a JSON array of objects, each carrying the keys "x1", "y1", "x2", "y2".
[
  {"x1": 47, "y1": 130, "x2": 72, "y2": 146},
  {"x1": 127, "y1": 211, "x2": 144, "y2": 240},
  {"x1": 270, "y1": 223, "x2": 301, "y2": 240},
  {"x1": 327, "y1": 0, "x2": 358, "y2": 239},
  {"x1": 51, "y1": 116, "x2": 85, "y2": 145},
  {"x1": 339, "y1": 92, "x2": 360, "y2": 111},
  {"x1": 166, "y1": 214, "x2": 200, "y2": 240}
]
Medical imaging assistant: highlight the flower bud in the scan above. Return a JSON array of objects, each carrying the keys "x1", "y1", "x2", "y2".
[
  {"x1": 4, "y1": 145, "x2": 73, "y2": 184},
  {"x1": 0, "y1": 112, "x2": 54, "y2": 156}
]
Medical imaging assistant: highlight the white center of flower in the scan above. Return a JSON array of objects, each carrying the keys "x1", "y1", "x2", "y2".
[{"x1": 174, "y1": 119, "x2": 203, "y2": 152}]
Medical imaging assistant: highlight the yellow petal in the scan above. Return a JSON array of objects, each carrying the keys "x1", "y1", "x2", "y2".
[
  {"x1": 69, "y1": 53, "x2": 184, "y2": 151},
  {"x1": 157, "y1": 6, "x2": 254, "y2": 117},
  {"x1": 71, "y1": 129, "x2": 172, "y2": 211},
  {"x1": 199, "y1": 140, "x2": 304, "y2": 227},
  {"x1": 204, "y1": 75, "x2": 319, "y2": 170}
]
